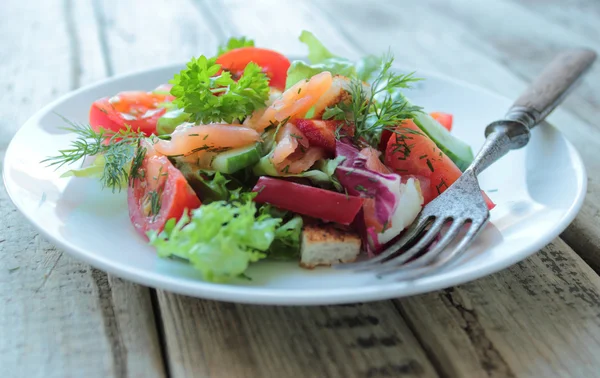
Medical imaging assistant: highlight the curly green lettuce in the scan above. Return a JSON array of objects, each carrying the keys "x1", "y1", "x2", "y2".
[
  {"x1": 285, "y1": 31, "x2": 382, "y2": 89},
  {"x1": 148, "y1": 192, "x2": 281, "y2": 282},
  {"x1": 259, "y1": 205, "x2": 303, "y2": 260},
  {"x1": 269, "y1": 216, "x2": 303, "y2": 260}
]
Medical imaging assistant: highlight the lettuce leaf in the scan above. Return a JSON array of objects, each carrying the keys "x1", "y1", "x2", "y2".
[
  {"x1": 269, "y1": 216, "x2": 303, "y2": 259},
  {"x1": 259, "y1": 205, "x2": 303, "y2": 260},
  {"x1": 285, "y1": 60, "x2": 355, "y2": 90},
  {"x1": 148, "y1": 192, "x2": 281, "y2": 282},
  {"x1": 193, "y1": 170, "x2": 231, "y2": 203},
  {"x1": 285, "y1": 31, "x2": 381, "y2": 89},
  {"x1": 299, "y1": 30, "x2": 335, "y2": 63},
  {"x1": 175, "y1": 163, "x2": 232, "y2": 204},
  {"x1": 217, "y1": 37, "x2": 255, "y2": 56}
]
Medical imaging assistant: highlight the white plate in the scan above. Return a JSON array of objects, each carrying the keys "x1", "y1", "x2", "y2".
[{"x1": 3, "y1": 63, "x2": 586, "y2": 305}]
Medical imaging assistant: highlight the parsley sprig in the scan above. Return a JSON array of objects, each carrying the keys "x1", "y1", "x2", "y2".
[
  {"x1": 42, "y1": 119, "x2": 146, "y2": 192},
  {"x1": 170, "y1": 56, "x2": 270, "y2": 124},
  {"x1": 323, "y1": 53, "x2": 423, "y2": 146}
]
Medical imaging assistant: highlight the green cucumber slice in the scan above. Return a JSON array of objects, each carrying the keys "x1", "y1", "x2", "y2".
[
  {"x1": 404, "y1": 97, "x2": 474, "y2": 171},
  {"x1": 211, "y1": 143, "x2": 262, "y2": 174}
]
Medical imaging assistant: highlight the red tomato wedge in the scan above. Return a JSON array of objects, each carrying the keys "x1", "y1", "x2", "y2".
[
  {"x1": 216, "y1": 47, "x2": 291, "y2": 91},
  {"x1": 384, "y1": 119, "x2": 494, "y2": 209},
  {"x1": 90, "y1": 87, "x2": 174, "y2": 136},
  {"x1": 252, "y1": 177, "x2": 364, "y2": 225},
  {"x1": 430, "y1": 112, "x2": 453, "y2": 131},
  {"x1": 128, "y1": 152, "x2": 201, "y2": 238},
  {"x1": 379, "y1": 112, "x2": 453, "y2": 150}
]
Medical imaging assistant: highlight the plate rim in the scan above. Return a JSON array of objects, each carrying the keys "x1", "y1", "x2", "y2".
[{"x1": 3, "y1": 62, "x2": 588, "y2": 305}]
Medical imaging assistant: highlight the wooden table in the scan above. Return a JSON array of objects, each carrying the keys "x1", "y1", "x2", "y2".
[{"x1": 2, "y1": 1, "x2": 600, "y2": 377}]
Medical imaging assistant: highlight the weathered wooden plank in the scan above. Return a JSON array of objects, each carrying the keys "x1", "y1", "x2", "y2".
[
  {"x1": 397, "y1": 239, "x2": 600, "y2": 378},
  {"x1": 215, "y1": 0, "x2": 360, "y2": 58},
  {"x1": 511, "y1": 0, "x2": 600, "y2": 42},
  {"x1": 422, "y1": 0, "x2": 600, "y2": 123},
  {"x1": 158, "y1": 294, "x2": 438, "y2": 378},
  {"x1": 94, "y1": 0, "x2": 220, "y2": 72},
  {"x1": 0, "y1": 1, "x2": 165, "y2": 377}
]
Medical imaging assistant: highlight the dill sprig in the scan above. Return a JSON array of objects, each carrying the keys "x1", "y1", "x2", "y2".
[
  {"x1": 42, "y1": 118, "x2": 146, "y2": 192},
  {"x1": 148, "y1": 190, "x2": 162, "y2": 219},
  {"x1": 324, "y1": 53, "x2": 423, "y2": 146}
]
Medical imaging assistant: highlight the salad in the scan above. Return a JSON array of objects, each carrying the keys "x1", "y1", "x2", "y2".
[{"x1": 45, "y1": 31, "x2": 494, "y2": 282}]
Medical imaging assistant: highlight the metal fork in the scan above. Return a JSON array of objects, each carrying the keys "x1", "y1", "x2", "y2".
[{"x1": 338, "y1": 48, "x2": 597, "y2": 280}]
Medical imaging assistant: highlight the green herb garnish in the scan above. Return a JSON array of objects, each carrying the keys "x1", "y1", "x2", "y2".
[
  {"x1": 170, "y1": 56, "x2": 269, "y2": 124},
  {"x1": 148, "y1": 190, "x2": 161, "y2": 218},
  {"x1": 42, "y1": 119, "x2": 146, "y2": 192},
  {"x1": 426, "y1": 159, "x2": 435, "y2": 172},
  {"x1": 324, "y1": 53, "x2": 423, "y2": 146}
]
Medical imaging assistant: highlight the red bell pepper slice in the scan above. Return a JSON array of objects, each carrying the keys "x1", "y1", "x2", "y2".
[{"x1": 252, "y1": 177, "x2": 364, "y2": 225}]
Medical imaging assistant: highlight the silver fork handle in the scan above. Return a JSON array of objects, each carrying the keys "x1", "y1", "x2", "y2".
[{"x1": 468, "y1": 49, "x2": 596, "y2": 176}]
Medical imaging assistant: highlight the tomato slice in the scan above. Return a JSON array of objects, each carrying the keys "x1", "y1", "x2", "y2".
[
  {"x1": 379, "y1": 112, "x2": 452, "y2": 152},
  {"x1": 384, "y1": 119, "x2": 494, "y2": 209},
  {"x1": 128, "y1": 151, "x2": 201, "y2": 238},
  {"x1": 90, "y1": 86, "x2": 175, "y2": 136},
  {"x1": 216, "y1": 47, "x2": 291, "y2": 91},
  {"x1": 252, "y1": 177, "x2": 364, "y2": 225},
  {"x1": 430, "y1": 112, "x2": 453, "y2": 131}
]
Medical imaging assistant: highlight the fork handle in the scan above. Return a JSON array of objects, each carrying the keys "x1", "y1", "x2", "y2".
[
  {"x1": 504, "y1": 49, "x2": 597, "y2": 129},
  {"x1": 471, "y1": 49, "x2": 596, "y2": 175}
]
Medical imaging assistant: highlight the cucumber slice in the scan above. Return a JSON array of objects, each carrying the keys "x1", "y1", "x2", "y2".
[
  {"x1": 211, "y1": 143, "x2": 262, "y2": 174},
  {"x1": 402, "y1": 97, "x2": 474, "y2": 171},
  {"x1": 412, "y1": 111, "x2": 474, "y2": 171},
  {"x1": 156, "y1": 108, "x2": 190, "y2": 135}
]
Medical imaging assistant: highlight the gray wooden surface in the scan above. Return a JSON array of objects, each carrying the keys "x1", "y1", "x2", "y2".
[{"x1": 1, "y1": 1, "x2": 599, "y2": 377}]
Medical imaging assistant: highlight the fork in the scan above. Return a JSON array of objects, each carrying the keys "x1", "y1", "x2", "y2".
[{"x1": 338, "y1": 48, "x2": 597, "y2": 280}]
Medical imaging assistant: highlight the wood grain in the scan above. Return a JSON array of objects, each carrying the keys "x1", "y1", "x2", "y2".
[
  {"x1": 513, "y1": 0, "x2": 600, "y2": 42},
  {"x1": 0, "y1": 1, "x2": 164, "y2": 377},
  {"x1": 93, "y1": 0, "x2": 220, "y2": 73},
  {"x1": 157, "y1": 293, "x2": 438, "y2": 378},
  {"x1": 397, "y1": 239, "x2": 600, "y2": 378}
]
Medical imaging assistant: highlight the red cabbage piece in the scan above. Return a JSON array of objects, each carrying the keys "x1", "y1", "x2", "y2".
[{"x1": 334, "y1": 140, "x2": 423, "y2": 254}]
